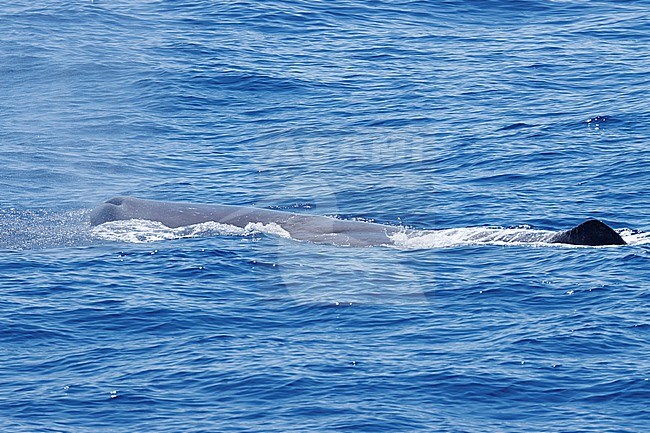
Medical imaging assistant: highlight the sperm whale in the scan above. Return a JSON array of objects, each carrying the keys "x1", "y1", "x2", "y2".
[{"x1": 90, "y1": 197, "x2": 626, "y2": 247}]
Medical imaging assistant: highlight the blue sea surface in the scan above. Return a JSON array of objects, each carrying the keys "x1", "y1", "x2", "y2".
[{"x1": 1, "y1": 0, "x2": 649, "y2": 431}]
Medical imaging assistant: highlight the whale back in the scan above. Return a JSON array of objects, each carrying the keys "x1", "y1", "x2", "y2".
[
  {"x1": 89, "y1": 196, "x2": 254, "y2": 229},
  {"x1": 548, "y1": 219, "x2": 626, "y2": 246},
  {"x1": 90, "y1": 197, "x2": 628, "y2": 247}
]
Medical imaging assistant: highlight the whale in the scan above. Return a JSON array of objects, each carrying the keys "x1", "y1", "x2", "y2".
[{"x1": 89, "y1": 196, "x2": 627, "y2": 247}]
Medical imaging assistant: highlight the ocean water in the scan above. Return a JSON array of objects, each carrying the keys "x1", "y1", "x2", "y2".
[{"x1": 1, "y1": 0, "x2": 649, "y2": 431}]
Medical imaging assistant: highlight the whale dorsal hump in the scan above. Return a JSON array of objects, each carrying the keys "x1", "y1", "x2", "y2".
[{"x1": 549, "y1": 219, "x2": 626, "y2": 246}]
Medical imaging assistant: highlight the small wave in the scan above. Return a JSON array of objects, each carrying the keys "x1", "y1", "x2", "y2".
[
  {"x1": 244, "y1": 222, "x2": 292, "y2": 239},
  {"x1": 90, "y1": 219, "x2": 247, "y2": 243},
  {"x1": 389, "y1": 226, "x2": 557, "y2": 249},
  {"x1": 586, "y1": 115, "x2": 613, "y2": 125},
  {"x1": 90, "y1": 219, "x2": 293, "y2": 244},
  {"x1": 619, "y1": 229, "x2": 650, "y2": 246}
]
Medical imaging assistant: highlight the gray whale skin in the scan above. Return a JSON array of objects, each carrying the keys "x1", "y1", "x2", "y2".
[{"x1": 90, "y1": 196, "x2": 626, "y2": 247}]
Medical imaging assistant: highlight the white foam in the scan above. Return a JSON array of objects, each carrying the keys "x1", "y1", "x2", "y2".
[
  {"x1": 91, "y1": 219, "x2": 249, "y2": 243},
  {"x1": 390, "y1": 226, "x2": 562, "y2": 249},
  {"x1": 620, "y1": 229, "x2": 650, "y2": 246},
  {"x1": 90, "y1": 219, "x2": 299, "y2": 245},
  {"x1": 244, "y1": 222, "x2": 293, "y2": 239}
]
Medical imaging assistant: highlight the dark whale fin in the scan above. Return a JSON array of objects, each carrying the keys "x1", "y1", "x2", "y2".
[{"x1": 549, "y1": 219, "x2": 626, "y2": 246}]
